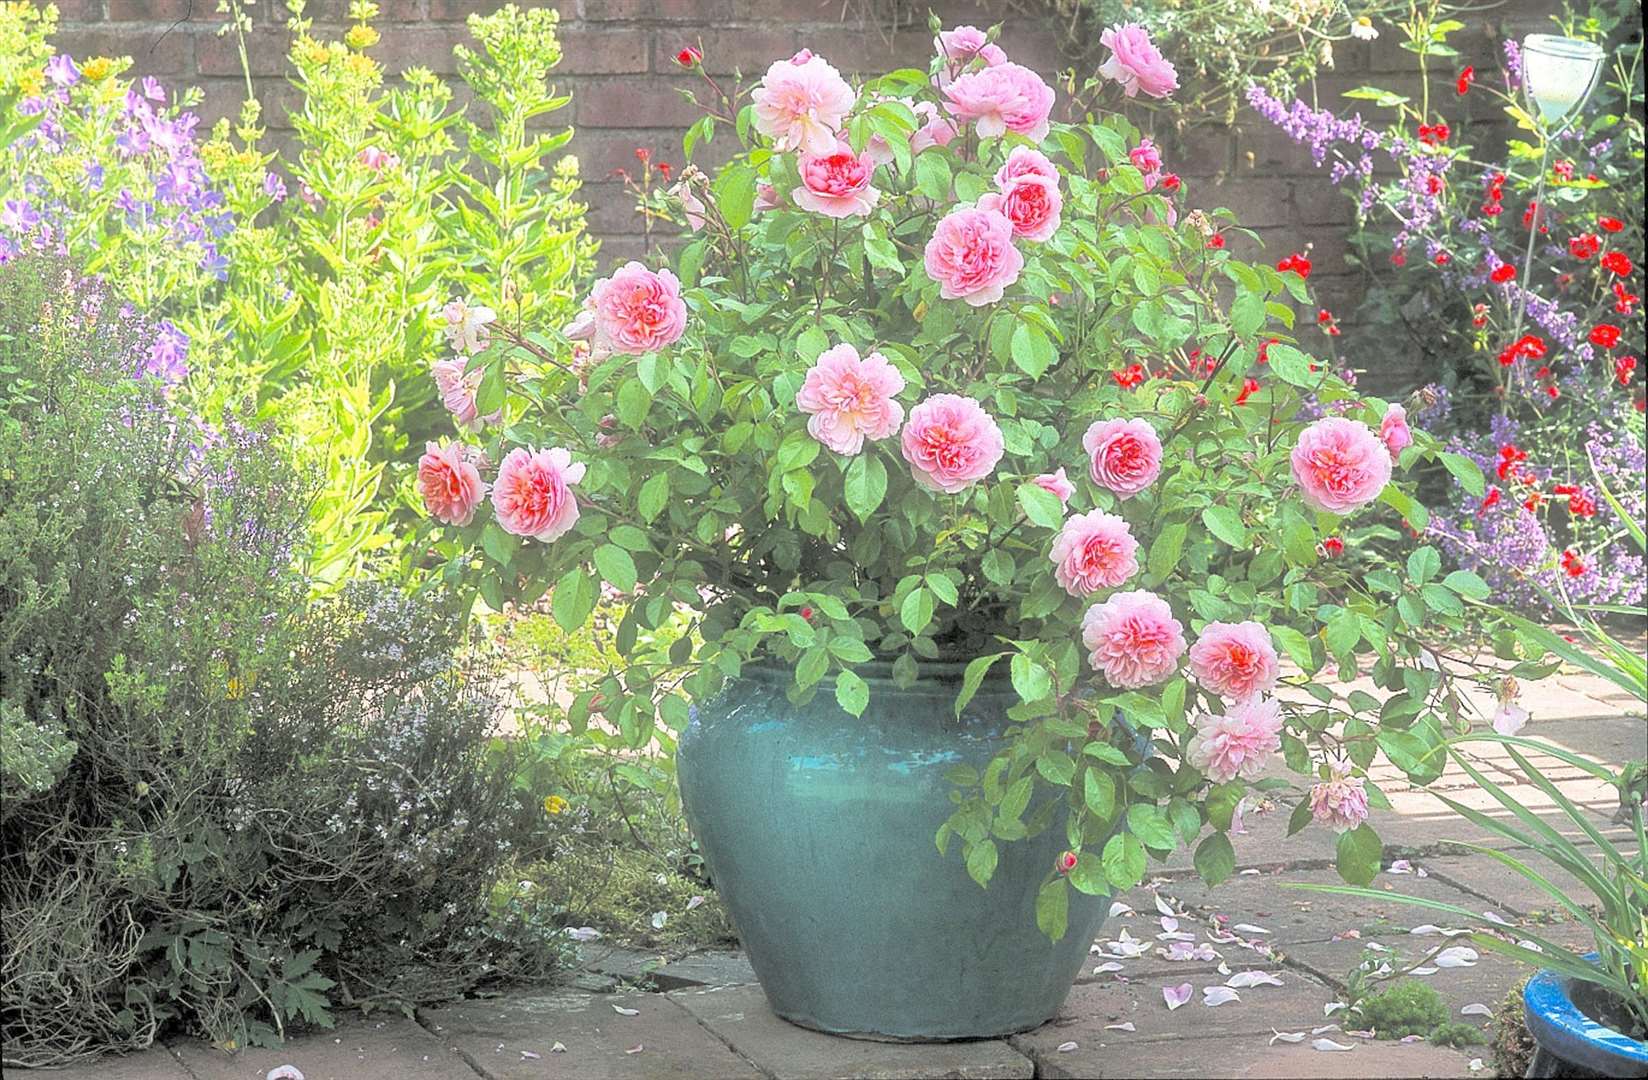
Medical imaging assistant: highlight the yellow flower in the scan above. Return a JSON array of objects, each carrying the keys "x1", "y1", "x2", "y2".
[
  {"x1": 344, "y1": 24, "x2": 380, "y2": 50},
  {"x1": 79, "y1": 56, "x2": 113, "y2": 82},
  {"x1": 543, "y1": 795, "x2": 569, "y2": 816},
  {"x1": 18, "y1": 68, "x2": 41, "y2": 96},
  {"x1": 227, "y1": 671, "x2": 256, "y2": 699}
]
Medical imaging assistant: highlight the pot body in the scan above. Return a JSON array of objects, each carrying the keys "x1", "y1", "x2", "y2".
[
  {"x1": 677, "y1": 662, "x2": 1111, "y2": 1040},
  {"x1": 1522, "y1": 954, "x2": 1648, "y2": 1078}
]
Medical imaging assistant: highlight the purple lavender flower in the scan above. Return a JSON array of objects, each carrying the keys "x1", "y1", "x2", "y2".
[
  {"x1": 1503, "y1": 39, "x2": 1523, "y2": 89},
  {"x1": 1, "y1": 199, "x2": 40, "y2": 231},
  {"x1": 144, "y1": 321, "x2": 190, "y2": 384},
  {"x1": 45, "y1": 54, "x2": 79, "y2": 88},
  {"x1": 263, "y1": 172, "x2": 288, "y2": 203}
]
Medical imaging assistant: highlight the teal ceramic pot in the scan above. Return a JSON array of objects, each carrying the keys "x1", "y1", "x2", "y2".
[{"x1": 677, "y1": 660, "x2": 1112, "y2": 1040}]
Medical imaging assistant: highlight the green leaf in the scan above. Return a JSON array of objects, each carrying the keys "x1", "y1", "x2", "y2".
[
  {"x1": 1083, "y1": 742, "x2": 1132, "y2": 767},
  {"x1": 1148, "y1": 521, "x2": 1187, "y2": 580},
  {"x1": 712, "y1": 162, "x2": 757, "y2": 230},
  {"x1": 1231, "y1": 290, "x2": 1265, "y2": 338},
  {"x1": 955, "y1": 653, "x2": 1006, "y2": 717},
  {"x1": 1010, "y1": 321, "x2": 1057, "y2": 378},
  {"x1": 843, "y1": 453, "x2": 888, "y2": 520},
  {"x1": 1335, "y1": 823, "x2": 1382, "y2": 885},
  {"x1": 1439, "y1": 452, "x2": 1485, "y2": 497},
  {"x1": 551, "y1": 568, "x2": 597, "y2": 632},
  {"x1": 913, "y1": 150, "x2": 952, "y2": 200},
  {"x1": 1102, "y1": 832, "x2": 1147, "y2": 889},
  {"x1": 900, "y1": 587, "x2": 935, "y2": 635},
  {"x1": 1442, "y1": 570, "x2": 1490, "y2": 599},
  {"x1": 1193, "y1": 832, "x2": 1236, "y2": 886},
  {"x1": 1036, "y1": 877, "x2": 1069, "y2": 940},
  {"x1": 1083, "y1": 768, "x2": 1116, "y2": 818},
  {"x1": 480, "y1": 523, "x2": 519, "y2": 567},
  {"x1": 1126, "y1": 804, "x2": 1177, "y2": 851},
  {"x1": 1270, "y1": 625, "x2": 1316, "y2": 672},
  {"x1": 1407, "y1": 545, "x2": 1441, "y2": 584},
  {"x1": 1265, "y1": 343, "x2": 1315, "y2": 387},
  {"x1": 609, "y1": 524, "x2": 652, "y2": 552},
  {"x1": 593, "y1": 544, "x2": 638, "y2": 592},
  {"x1": 616, "y1": 377, "x2": 652, "y2": 429},
  {"x1": 1017, "y1": 482, "x2": 1066, "y2": 529},
  {"x1": 1201, "y1": 505, "x2": 1248, "y2": 548},
  {"x1": 1037, "y1": 749, "x2": 1076, "y2": 786},
  {"x1": 1325, "y1": 608, "x2": 1361, "y2": 657},
  {"x1": 1010, "y1": 653, "x2": 1053, "y2": 704},
  {"x1": 638, "y1": 472, "x2": 671, "y2": 523},
  {"x1": 1068, "y1": 851, "x2": 1109, "y2": 895},
  {"x1": 966, "y1": 839, "x2": 999, "y2": 887},
  {"x1": 832, "y1": 668, "x2": 868, "y2": 718},
  {"x1": 1000, "y1": 775, "x2": 1035, "y2": 820}
]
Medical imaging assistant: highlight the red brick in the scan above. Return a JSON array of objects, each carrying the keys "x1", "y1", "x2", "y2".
[
  {"x1": 428, "y1": 0, "x2": 575, "y2": 21},
  {"x1": 196, "y1": 26, "x2": 291, "y2": 76},
  {"x1": 685, "y1": 26, "x2": 796, "y2": 75},
  {"x1": 574, "y1": 76, "x2": 706, "y2": 128},
  {"x1": 584, "y1": 0, "x2": 732, "y2": 21},
  {"x1": 1196, "y1": 177, "x2": 1291, "y2": 229},
  {"x1": 369, "y1": 25, "x2": 467, "y2": 74},
  {"x1": 729, "y1": 0, "x2": 848, "y2": 22},
  {"x1": 105, "y1": 0, "x2": 212, "y2": 20},
  {"x1": 50, "y1": 26, "x2": 192, "y2": 72},
  {"x1": 802, "y1": 27, "x2": 934, "y2": 74},
  {"x1": 554, "y1": 27, "x2": 651, "y2": 74},
  {"x1": 569, "y1": 128, "x2": 684, "y2": 176}
]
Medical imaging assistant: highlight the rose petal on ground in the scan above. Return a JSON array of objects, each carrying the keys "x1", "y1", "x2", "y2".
[
  {"x1": 1093, "y1": 961, "x2": 1125, "y2": 975},
  {"x1": 1203, "y1": 986, "x2": 1241, "y2": 1006},
  {"x1": 1436, "y1": 946, "x2": 1480, "y2": 968},
  {"x1": 1412, "y1": 966, "x2": 1439, "y2": 975},
  {"x1": 1332, "y1": 929, "x2": 1361, "y2": 941},
  {"x1": 1517, "y1": 939, "x2": 1544, "y2": 952},
  {"x1": 1312, "y1": 1024, "x2": 1342, "y2": 1035},
  {"x1": 1409, "y1": 924, "x2": 1449, "y2": 936},
  {"x1": 1239, "y1": 868, "x2": 1261, "y2": 875},
  {"x1": 686, "y1": 895, "x2": 705, "y2": 911},
  {"x1": 1270, "y1": 1029, "x2": 1307, "y2": 1045},
  {"x1": 1057, "y1": 1041, "x2": 1079, "y2": 1052},
  {"x1": 1155, "y1": 894, "x2": 1177, "y2": 917},
  {"x1": 1160, "y1": 916, "x2": 1179, "y2": 933},
  {"x1": 1105, "y1": 1022, "x2": 1137, "y2": 1032},
  {"x1": 1461, "y1": 1003, "x2": 1493, "y2": 1017},
  {"x1": 1109, "y1": 900, "x2": 1135, "y2": 918},
  {"x1": 1367, "y1": 942, "x2": 1392, "y2": 952},
  {"x1": 1387, "y1": 859, "x2": 1413, "y2": 874},
  {"x1": 1234, "y1": 923, "x2": 1271, "y2": 934},
  {"x1": 1483, "y1": 911, "x2": 1509, "y2": 925},
  {"x1": 566, "y1": 926, "x2": 602, "y2": 941},
  {"x1": 1312, "y1": 1038, "x2": 1356, "y2": 1051},
  {"x1": 651, "y1": 911, "x2": 668, "y2": 929},
  {"x1": 550, "y1": 1042, "x2": 567, "y2": 1053},
  {"x1": 1164, "y1": 983, "x2": 1193, "y2": 1010},
  {"x1": 1400, "y1": 1034, "x2": 1425, "y2": 1043},
  {"x1": 1323, "y1": 1002, "x2": 1347, "y2": 1016},
  {"x1": 612, "y1": 1005, "x2": 640, "y2": 1016},
  {"x1": 1227, "y1": 971, "x2": 1284, "y2": 988},
  {"x1": 625, "y1": 1045, "x2": 644, "y2": 1055},
  {"x1": 520, "y1": 1051, "x2": 541, "y2": 1060},
  {"x1": 267, "y1": 1069, "x2": 305, "y2": 1080},
  {"x1": 1469, "y1": 1058, "x2": 1486, "y2": 1072}
]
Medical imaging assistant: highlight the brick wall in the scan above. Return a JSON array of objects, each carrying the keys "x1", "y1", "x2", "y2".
[{"x1": 51, "y1": 0, "x2": 1548, "y2": 388}]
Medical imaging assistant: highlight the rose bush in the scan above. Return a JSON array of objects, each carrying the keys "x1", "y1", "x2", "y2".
[{"x1": 417, "y1": 21, "x2": 1552, "y2": 938}]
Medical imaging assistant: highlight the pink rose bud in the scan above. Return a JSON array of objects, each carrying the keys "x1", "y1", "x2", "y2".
[{"x1": 1057, "y1": 850, "x2": 1078, "y2": 874}]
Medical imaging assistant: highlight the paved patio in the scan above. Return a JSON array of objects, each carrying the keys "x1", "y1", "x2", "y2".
[{"x1": 43, "y1": 669, "x2": 1645, "y2": 1080}]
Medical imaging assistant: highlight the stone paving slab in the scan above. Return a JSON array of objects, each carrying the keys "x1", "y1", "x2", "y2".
[
  {"x1": 171, "y1": 1015, "x2": 473, "y2": 1080},
  {"x1": 37, "y1": 1049, "x2": 197, "y2": 1080},
  {"x1": 421, "y1": 989, "x2": 761, "y2": 1080},
  {"x1": 649, "y1": 949, "x2": 758, "y2": 991},
  {"x1": 668, "y1": 983, "x2": 1034, "y2": 1080}
]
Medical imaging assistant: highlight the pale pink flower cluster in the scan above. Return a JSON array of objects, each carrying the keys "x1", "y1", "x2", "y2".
[
  {"x1": 795, "y1": 343, "x2": 906, "y2": 455},
  {"x1": 492, "y1": 446, "x2": 585, "y2": 543},
  {"x1": 357, "y1": 146, "x2": 400, "y2": 171},
  {"x1": 1309, "y1": 763, "x2": 1371, "y2": 833},
  {"x1": 1033, "y1": 467, "x2": 1075, "y2": 506},
  {"x1": 934, "y1": 25, "x2": 1007, "y2": 87},
  {"x1": 431, "y1": 355, "x2": 503, "y2": 431},
  {"x1": 1081, "y1": 590, "x2": 1186, "y2": 688},
  {"x1": 418, "y1": 440, "x2": 488, "y2": 527},
  {"x1": 1187, "y1": 697, "x2": 1283, "y2": 783},
  {"x1": 943, "y1": 61, "x2": 1056, "y2": 141},
  {"x1": 1188, "y1": 621, "x2": 1279, "y2": 701},
  {"x1": 583, "y1": 262, "x2": 689, "y2": 356},
  {"x1": 1051, "y1": 509, "x2": 1139, "y2": 596},
  {"x1": 1291, "y1": 417, "x2": 1392, "y2": 514},
  {"x1": 909, "y1": 100, "x2": 959, "y2": 155},
  {"x1": 923, "y1": 206, "x2": 1025, "y2": 306},
  {"x1": 442, "y1": 297, "x2": 496, "y2": 356},
  {"x1": 995, "y1": 147, "x2": 1058, "y2": 187},
  {"x1": 793, "y1": 142, "x2": 880, "y2": 219},
  {"x1": 1082, "y1": 417, "x2": 1162, "y2": 499},
  {"x1": 900, "y1": 394, "x2": 1004, "y2": 493},
  {"x1": 671, "y1": 180, "x2": 707, "y2": 231},
  {"x1": 752, "y1": 51, "x2": 856, "y2": 155},
  {"x1": 1380, "y1": 403, "x2": 1412, "y2": 461},
  {"x1": 1098, "y1": 24, "x2": 1179, "y2": 99}
]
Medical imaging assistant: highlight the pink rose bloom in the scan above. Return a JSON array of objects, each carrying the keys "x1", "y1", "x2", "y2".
[
  {"x1": 935, "y1": 25, "x2": 1008, "y2": 87},
  {"x1": 1082, "y1": 417, "x2": 1162, "y2": 499},
  {"x1": 995, "y1": 146, "x2": 1058, "y2": 187},
  {"x1": 794, "y1": 343, "x2": 906, "y2": 455},
  {"x1": 977, "y1": 174, "x2": 1061, "y2": 242},
  {"x1": 1380, "y1": 403, "x2": 1412, "y2": 461},
  {"x1": 754, "y1": 183, "x2": 784, "y2": 212},
  {"x1": 1492, "y1": 702, "x2": 1528, "y2": 736},
  {"x1": 792, "y1": 142, "x2": 880, "y2": 219},
  {"x1": 442, "y1": 297, "x2": 495, "y2": 355},
  {"x1": 1188, "y1": 620, "x2": 1279, "y2": 701},
  {"x1": 492, "y1": 446, "x2": 584, "y2": 543},
  {"x1": 910, "y1": 100, "x2": 959, "y2": 155},
  {"x1": 357, "y1": 146, "x2": 399, "y2": 171},
  {"x1": 1291, "y1": 417, "x2": 1393, "y2": 514},
  {"x1": 1129, "y1": 137, "x2": 1162, "y2": 176},
  {"x1": 1082, "y1": 589, "x2": 1186, "y2": 688},
  {"x1": 417, "y1": 440, "x2": 488, "y2": 527},
  {"x1": 1033, "y1": 466, "x2": 1075, "y2": 506},
  {"x1": 900, "y1": 393, "x2": 1005, "y2": 493},
  {"x1": 588, "y1": 261, "x2": 688, "y2": 355},
  {"x1": 943, "y1": 62, "x2": 1055, "y2": 142},
  {"x1": 752, "y1": 52, "x2": 855, "y2": 155},
  {"x1": 1187, "y1": 697, "x2": 1283, "y2": 783},
  {"x1": 431, "y1": 356, "x2": 502, "y2": 431},
  {"x1": 1098, "y1": 23, "x2": 1179, "y2": 99},
  {"x1": 1051, "y1": 509, "x2": 1139, "y2": 596},
  {"x1": 671, "y1": 180, "x2": 706, "y2": 230},
  {"x1": 1309, "y1": 765, "x2": 1370, "y2": 833},
  {"x1": 924, "y1": 207, "x2": 1024, "y2": 306}
]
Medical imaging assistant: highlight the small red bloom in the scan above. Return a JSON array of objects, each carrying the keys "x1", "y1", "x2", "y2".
[
  {"x1": 1480, "y1": 486, "x2": 1501, "y2": 512},
  {"x1": 1614, "y1": 281, "x2": 1641, "y2": 315},
  {"x1": 1535, "y1": 365, "x2": 1551, "y2": 379},
  {"x1": 1523, "y1": 494, "x2": 1543, "y2": 510},
  {"x1": 1056, "y1": 850, "x2": 1078, "y2": 875},
  {"x1": 1456, "y1": 65, "x2": 1474, "y2": 94},
  {"x1": 1319, "y1": 536, "x2": 1344, "y2": 558},
  {"x1": 1112, "y1": 363, "x2": 1146, "y2": 389},
  {"x1": 1560, "y1": 549, "x2": 1586, "y2": 577},
  {"x1": 1160, "y1": 173, "x2": 1182, "y2": 191},
  {"x1": 1569, "y1": 234, "x2": 1600, "y2": 260},
  {"x1": 1591, "y1": 324, "x2": 1623, "y2": 349},
  {"x1": 675, "y1": 45, "x2": 703, "y2": 67},
  {"x1": 1546, "y1": 384, "x2": 1561, "y2": 400},
  {"x1": 1257, "y1": 337, "x2": 1279, "y2": 364},
  {"x1": 1552, "y1": 160, "x2": 1575, "y2": 181},
  {"x1": 1206, "y1": 233, "x2": 1226, "y2": 249},
  {"x1": 1434, "y1": 251, "x2": 1451, "y2": 266},
  {"x1": 1568, "y1": 493, "x2": 1596, "y2": 517},
  {"x1": 1472, "y1": 303, "x2": 1489, "y2": 327},
  {"x1": 1601, "y1": 250, "x2": 1634, "y2": 276},
  {"x1": 1417, "y1": 123, "x2": 1451, "y2": 146},
  {"x1": 657, "y1": 161, "x2": 673, "y2": 180},
  {"x1": 1425, "y1": 175, "x2": 1444, "y2": 196},
  {"x1": 1598, "y1": 216, "x2": 1624, "y2": 233},
  {"x1": 1616, "y1": 355, "x2": 1640, "y2": 385},
  {"x1": 1277, "y1": 253, "x2": 1312, "y2": 279},
  {"x1": 799, "y1": 605, "x2": 815, "y2": 622},
  {"x1": 1391, "y1": 249, "x2": 1407, "y2": 267},
  {"x1": 634, "y1": 147, "x2": 650, "y2": 163},
  {"x1": 1490, "y1": 264, "x2": 1516, "y2": 283},
  {"x1": 1235, "y1": 377, "x2": 1261, "y2": 405}
]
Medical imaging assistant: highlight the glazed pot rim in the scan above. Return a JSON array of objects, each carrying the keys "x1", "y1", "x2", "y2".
[{"x1": 1522, "y1": 951, "x2": 1648, "y2": 1074}]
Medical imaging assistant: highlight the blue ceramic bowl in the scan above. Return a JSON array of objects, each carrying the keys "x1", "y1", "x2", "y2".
[{"x1": 1522, "y1": 953, "x2": 1648, "y2": 1078}]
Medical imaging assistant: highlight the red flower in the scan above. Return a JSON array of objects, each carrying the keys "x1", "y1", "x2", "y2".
[
  {"x1": 1490, "y1": 264, "x2": 1516, "y2": 283},
  {"x1": 1417, "y1": 123, "x2": 1451, "y2": 146},
  {"x1": 1161, "y1": 173, "x2": 1182, "y2": 191},
  {"x1": 1456, "y1": 65, "x2": 1474, "y2": 94},
  {"x1": 1480, "y1": 486, "x2": 1501, "y2": 512},
  {"x1": 1552, "y1": 160, "x2": 1575, "y2": 181},
  {"x1": 1598, "y1": 216, "x2": 1624, "y2": 233},
  {"x1": 675, "y1": 45, "x2": 703, "y2": 67},
  {"x1": 1617, "y1": 355, "x2": 1640, "y2": 385},
  {"x1": 799, "y1": 605, "x2": 815, "y2": 622},
  {"x1": 1277, "y1": 253, "x2": 1312, "y2": 278},
  {"x1": 657, "y1": 161, "x2": 672, "y2": 180},
  {"x1": 1317, "y1": 309, "x2": 1340, "y2": 336},
  {"x1": 1235, "y1": 377, "x2": 1261, "y2": 405},
  {"x1": 1472, "y1": 303, "x2": 1489, "y2": 327},
  {"x1": 634, "y1": 147, "x2": 650, "y2": 163},
  {"x1": 1591, "y1": 324, "x2": 1623, "y2": 349},
  {"x1": 1568, "y1": 493, "x2": 1597, "y2": 517},
  {"x1": 1425, "y1": 175, "x2": 1444, "y2": 196},
  {"x1": 1257, "y1": 337, "x2": 1279, "y2": 364},
  {"x1": 1601, "y1": 250, "x2": 1634, "y2": 276},
  {"x1": 1056, "y1": 851, "x2": 1078, "y2": 875},
  {"x1": 1560, "y1": 549, "x2": 1586, "y2": 578},
  {"x1": 1546, "y1": 384, "x2": 1560, "y2": 400},
  {"x1": 1434, "y1": 251, "x2": 1451, "y2": 266},
  {"x1": 1614, "y1": 281, "x2": 1641, "y2": 314},
  {"x1": 1319, "y1": 536, "x2": 1344, "y2": 558},
  {"x1": 1569, "y1": 234, "x2": 1600, "y2": 259},
  {"x1": 1206, "y1": 233, "x2": 1226, "y2": 249},
  {"x1": 1535, "y1": 365, "x2": 1551, "y2": 379},
  {"x1": 1112, "y1": 363, "x2": 1146, "y2": 389}
]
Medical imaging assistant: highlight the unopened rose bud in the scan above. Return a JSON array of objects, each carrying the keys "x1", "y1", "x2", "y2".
[{"x1": 1056, "y1": 850, "x2": 1078, "y2": 875}]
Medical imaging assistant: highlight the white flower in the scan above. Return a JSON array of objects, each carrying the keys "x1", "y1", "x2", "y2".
[
  {"x1": 1493, "y1": 703, "x2": 1528, "y2": 736},
  {"x1": 442, "y1": 298, "x2": 496, "y2": 356},
  {"x1": 1351, "y1": 17, "x2": 1379, "y2": 41}
]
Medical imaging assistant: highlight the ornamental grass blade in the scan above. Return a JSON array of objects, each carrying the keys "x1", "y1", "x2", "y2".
[
  {"x1": 1503, "y1": 744, "x2": 1631, "y2": 876},
  {"x1": 1437, "y1": 841, "x2": 1610, "y2": 938}
]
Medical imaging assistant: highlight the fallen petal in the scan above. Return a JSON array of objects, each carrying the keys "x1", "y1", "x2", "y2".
[
  {"x1": 1483, "y1": 911, "x2": 1509, "y2": 925},
  {"x1": 1323, "y1": 1002, "x2": 1347, "y2": 1017},
  {"x1": 1367, "y1": 942, "x2": 1393, "y2": 952},
  {"x1": 1203, "y1": 986, "x2": 1241, "y2": 1007},
  {"x1": 1387, "y1": 859, "x2": 1413, "y2": 874},
  {"x1": 1217, "y1": 961, "x2": 1232, "y2": 975},
  {"x1": 1469, "y1": 1058, "x2": 1485, "y2": 1072},
  {"x1": 1164, "y1": 983, "x2": 1193, "y2": 1010},
  {"x1": 1270, "y1": 1029, "x2": 1307, "y2": 1045},
  {"x1": 1312, "y1": 1038, "x2": 1356, "y2": 1052},
  {"x1": 1093, "y1": 961, "x2": 1125, "y2": 975},
  {"x1": 1400, "y1": 1034, "x2": 1425, "y2": 1044},
  {"x1": 1239, "y1": 868, "x2": 1261, "y2": 875},
  {"x1": 1332, "y1": 929, "x2": 1361, "y2": 941},
  {"x1": 1105, "y1": 1022, "x2": 1136, "y2": 1032},
  {"x1": 1517, "y1": 939, "x2": 1544, "y2": 953},
  {"x1": 267, "y1": 1069, "x2": 305, "y2": 1080},
  {"x1": 1312, "y1": 1024, "x2": 1342, "y2": 1035},
  {"x1": 1109, "y1": 900, "x2": 1135, "y2": 918},
  {"x1": 1233, "y1": 923, "x2": 1271, "y2": 935},
  {"x1": 651, "y1": 911, "x2": 668, "y2": 929},
  {"x1": 625, "y1": 1045, "x2": 644, "y2": 1055},
  {"x1": 1226, "y1": 971, "x2": 1284, "y2": 988},
  {"x1": 520, "y1": 1051, "x2": 541, "y2": 1060},
  {"x1": 1436, "y1": 946, "x2": 1480, "y2": 968},
  {"x1": 686, "y1": 895, "x2": 705, "y2": 911},
  {"x1": 1057, "y1": 1041, "x2": 1079, "y2": 1052},
  {"x1": 550, "y1": 1042, "x2": 567, "y2": 1053},
  {"x1": 1347, "y1": 1029, "x2": 1376, "y2": 1038},
  {"x1": 565, "y1": 926, "x2": 602, "y2": 942},
  {"x1": 612, "y1": 1005, "x2": 640, "y2": 1016},
  {"x1": 1409, "y1": 924, "x2": 1448, "y2": 936},
  {"x1": 1461, "y1": 1003, "x2": 1493, "y2": 1018},
  {"x1": 1412, "y1": 966, "x2": 1439, "y2": 975},
  {"x1": 1154, "y1": 894, "x2": 1177, "y2": 917},
  {"x1": 1160, "y1": 916, "x2": 1179, "y2": 933}
]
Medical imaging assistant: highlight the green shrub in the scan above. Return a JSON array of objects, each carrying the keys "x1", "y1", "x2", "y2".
[{"x1": 0, "y1": 255, "x2": 554, "y2": 1065}]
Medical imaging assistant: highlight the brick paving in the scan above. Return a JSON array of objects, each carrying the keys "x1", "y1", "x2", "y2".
[{"x1": 44, "y1": 673, "x2": 1643, "y2": 1079}]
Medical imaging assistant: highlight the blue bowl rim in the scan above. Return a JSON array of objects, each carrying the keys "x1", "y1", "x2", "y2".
[{"x1": 1522, "y1": 952, "x2": 1648, "y2": 1073}]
